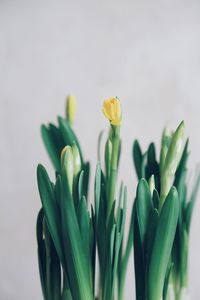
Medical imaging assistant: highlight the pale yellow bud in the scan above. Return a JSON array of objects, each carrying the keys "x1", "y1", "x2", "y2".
[{"x1": 66, "y1": 95, "x2": 76, "y2": 126}]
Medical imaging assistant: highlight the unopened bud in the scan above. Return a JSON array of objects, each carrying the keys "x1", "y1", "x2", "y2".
[
  {"x1": 60, "y1": 146, "x2": 74, "y2": 194},
  {"x1": 149, "y1": 175, "x2": 155, "y2": 197},
  {"x1": 66, "y1": 95, "x2": 76, "y2": 126},
  {"x1": 160, "y1": 121, "x2": 185, "y2": 208}
]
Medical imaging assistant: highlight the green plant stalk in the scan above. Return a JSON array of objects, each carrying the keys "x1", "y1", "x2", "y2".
[
  {"x1": 105, "y1": 138, "x2": 112, "y2": 180},
  {"x1": 166, "y1": 266, "x2": 177, "y2": 300},
  {"x1": 118, "y1": 240, "x2": 132, "y2": 300},
  {"x1": 44, "y1": 223, "x2": 52, "y2": 300},
  {"x1": 177, "y1": 230, "x2": 189, "y2": 300},
  {"x1": 118, "y1": 205, "x2": 133, "y2": 300},
  {"x1": 107, "y1": 126, "x2": 120, "y2": 218}
]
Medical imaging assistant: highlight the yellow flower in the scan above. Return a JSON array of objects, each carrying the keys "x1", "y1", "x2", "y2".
[
  {"x1": 66, "y1": 95, "x2": 76, "y2": 126},
  {"x1": 103, "y1": 97, "x2": 122, "y2": 126}
]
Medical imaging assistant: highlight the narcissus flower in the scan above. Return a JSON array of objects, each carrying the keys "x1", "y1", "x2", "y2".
[
  {"x1": 66, "y1": 95, "x2": 76, "y2": 126},
  {"x1": 103, "y1": 97, "x2": 122, "y2": 126}
]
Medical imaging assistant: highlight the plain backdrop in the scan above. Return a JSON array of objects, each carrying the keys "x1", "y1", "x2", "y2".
[{"x1": 1, "y1": 0, "x2": 200, "y2": 299}]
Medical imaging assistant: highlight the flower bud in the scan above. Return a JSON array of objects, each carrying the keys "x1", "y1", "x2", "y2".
[
  {"x1": 103, "y1": 97, "x2": 122, "y2": 126},
  {"x1": 60, "y1": 146, "x2": 74, "y2": 194},
  {"x1": 160, "y1": 121, "x2": 185, "y2": 207},
  {"x1": 148, "y1": 175, "x2": 155, "y2": 197},
  {"x1": 66, "y1": 95, "x2": 76, "y2": 126}
]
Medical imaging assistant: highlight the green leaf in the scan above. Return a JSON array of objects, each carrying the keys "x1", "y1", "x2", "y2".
[
  {"x1": 163, "y1": 262, "x2": 174, "y2": 300},
  {"x1": 136, "y1": 179, "x2": 153, "y2": 248},
  {"x1": 146, "y1": 208, "x2": 159, "y2": 270},
  {"x1": 37, "y1": 164, "x2": 64, "y2": 265},
  {"x1": 36, "y1": 209, "x2": 47, "y2": 300},
  {"x1": 96, "y1": 176, "x2": 107, "y2": 273},
  {"x1": 37, "y1": 208, "x2": 62, "y2": 300},
  {"x1": 58, "y1": 116, "x2": 83, "y2": 163},
  {"x1": 118, "y1": 204, "x2": 134, "y2": 300},
  {"x1": 101, "y1": 202, "x2": 116, "y2": 300},
  {"x1": 148, "y1": 187, "x2": 179, "y2": 300},
  {"x1": 60, "y1": 166, "x2": 93, "y2": 300},
  {"x1": 90, "y1": 206, "x2": 96, "y2": 292},
  {"x1": 77, "y1": 196, "x2": 90, "y2": 259},
  {"x1": 78, "y1": 171, "x2": 84, "y2": 202},
  {"x1": 43, "y1": 219, "x2": 62, "y2": 300},
  {"x1": 141, "y1": 152, "x2": 148, "y2": 178},
  {"x1": 133, "y1": 205, "x2": 145, "y2": 300},
  {"x1": 97, "y1": 130, "x2": 104, "y2": 163},
  {"x1": 185, "y1": 170, "x2": 200, "y2": 231},
  {"x1": 146, "y1": 143, "x2": 160, "y2": 188},
  {"x1": 49, "y1": 123, "x2": 66, "y2": 154},
  {"x1": 41, "y1": 125, "x2": 61, "y2": 172},
  {"x1": 133, "y1": 140, "x2": 143, "y2": 179},
  {"x1": 179, "y1": 225, "x2": 189, "y2": 287},
  {"x1": 152, "y1": 189, "x2": 160, "y2": 210},
  {"x1": 94, "y1": 163, "x2": 102, "y2": 222},
  {"x1": 160, "y1": 127, "x2": 172, "y2": 177},
  {"x1": 82, "y1": 162, "x2": 90, "y2": 198},
  {"x1": 62, "y1": 273, "x2": 72, "y2": 300},
  {"x1": 174, "y1": 139, "x2": 189, "y2": 188}
]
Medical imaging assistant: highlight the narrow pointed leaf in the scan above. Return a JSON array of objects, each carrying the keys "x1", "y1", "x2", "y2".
[
  {"x1": 148, "y1": 187, "x2": 179, "y2": 300},
  {"x1": 41, "y1": 125, "x2": 61, "y2": 172},
  {"x1": 133, "y1": 140, "x2": 143, "y2": 179}
]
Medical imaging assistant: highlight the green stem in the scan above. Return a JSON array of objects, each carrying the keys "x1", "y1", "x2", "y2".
[
  {"x1": 118, "y1": 271, "x2": 126, "y2": 300},
  {"x1": 107, "y1": 127, "x2": 120, "y2": 218},
  {"x1": 44, "y1": 222, "x2": 52, "y2": 300}
]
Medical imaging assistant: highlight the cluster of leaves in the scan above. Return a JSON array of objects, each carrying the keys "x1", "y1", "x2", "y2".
[
  {"x1": 132, "y1": 125, "x2": 200, "y2": 300},
  {"x1": 36, "y1": 100, "x2": 199, "y2": 300},
  {"x1": 36, "y1": 109, "x2": 132, "y2": 300},
  {"x1": 37, "y1": 114, "x2": 92, "y2": 300}
]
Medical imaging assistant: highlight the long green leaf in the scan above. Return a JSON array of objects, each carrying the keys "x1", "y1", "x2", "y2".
[
  {"x1": 185, "y1": 170, "x2": 200, "y2": 231},
  {"x1": 60, "y1": 166, "x2": 93, "y2": 300},
  {"x1": 136, "y1": 178, "x2": 153, "y2": 248},
  {"x1": 133, "y1": 140, "x2": 143, "y2": 179},
  {"x1": 148, "y1": 187, "x2": 179, "y2": 300},
  {"x1": 37, "y1": 164, "x2": 64, "y2": 264},
  {"x1": 58, "y1": 116, "x2": 83, "y2": 163},
  {"x1": 41, "y1": 125, "x2": 61, "y2": 172},
  {"x1": 36, "y1": 209, "x2": 47, "y2": 300}
]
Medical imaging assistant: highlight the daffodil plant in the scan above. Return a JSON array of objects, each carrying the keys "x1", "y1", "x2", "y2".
[
  {"x1": 36, "y1": 96, "x2": 199, "y2": 300},
  {"x1": 132, "y1": 121, "x2": 200, "y2": 300},
  {"x1": 36, "y1": 96, "x2": 132, "y2": 300}
]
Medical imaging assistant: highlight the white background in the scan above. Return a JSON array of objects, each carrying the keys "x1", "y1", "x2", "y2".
[{"x1": 1, "y1": 0, "x2": 200, "y2": 299}]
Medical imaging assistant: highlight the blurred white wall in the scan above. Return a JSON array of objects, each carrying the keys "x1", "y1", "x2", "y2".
[{"x1": 1, "y1": 0, "x2": 200, "y2": 299}]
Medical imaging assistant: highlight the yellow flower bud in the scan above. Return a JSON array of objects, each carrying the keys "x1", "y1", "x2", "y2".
[
  {"x1": 66, "y1": 95, "x2": 76, "y2": 126},
  {"x1": 103, "y1": 97, "x2": 122, "y2": 126}
]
